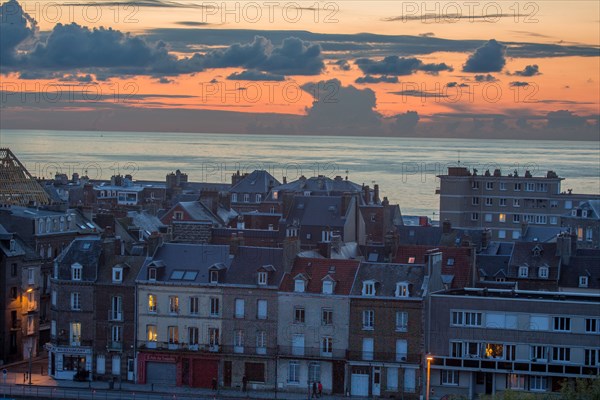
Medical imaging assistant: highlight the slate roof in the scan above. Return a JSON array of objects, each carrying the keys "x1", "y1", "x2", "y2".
[
  {"x1": 284, "y1": 195, "x2": 351, "y2": 227},
  {"x1": 279, "y1": 258, "x2": 360, "y2": 295},
  {"x1": 564, "y1": 200, "x2": 600, "y2": 219},
  {"x1": 127, "y1": 211, "x2": 167, "y2": 234},
  {"x1": 167, "y1": 201, "x2": 222, "y2": 224},
  {"x1": 55, "y1": 237, "x2": 104, "y2": 281},
  {"x1": 559, "y1": 249, "x2": 600, "y2": 290},
  {"x1": 394, "y1": 245, "x2": 473, "y2": 289},
  {"x1": 224, "y1": 246, "x2": 284, "y2": 286},
  {"x1": 230, "y1": 170, "x2": 280, "y2": 194},
  {"x1": 477, "y1": 254, "x2": 512, "y2": 281},
  {"x1": 137, "y1": 243, "x2": 232, "y2": 284},
  {"x1": 350, "y1": 262, "x2": 426, "y2": 298},
  {"x1": 271, "y1": 175, "x2": 362, "y2": 198},
  {"x1": 508, "y1": 242, "x2": 560, "y2": 280},
  {"x1": 520, "y1": 226, "x2": 568, "y2": 243},
  {"x1": 0, "y1": 224, "x2": 32, "y2": 258},
  {"x1": 397, "y1": 226, "x2": 442, "y2": 246},
  {"x1": 97, "y1": 255, "x2": 146, "y2": 285}
]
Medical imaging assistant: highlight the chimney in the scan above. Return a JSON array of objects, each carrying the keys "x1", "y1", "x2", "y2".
[
  {"x1": 283, "y1": 176, "x2": 287, "y2": 184},
  {"x1": 442, "y1": 219, "x2": 452, "y2": 234},
  {"x1": 555, "y1": 232, "x2": 575, "y2": 266},
  {"x1": 481, "y1": 228, "x2": 491, "y2": 250},
  {"x1": 229, "y1": 232, "x2": 244, "y2": 256},
  {"x1": 146, "y1": 232, "x2": 162, "y2": 257},
  {"x1": 317, "y1": 241, "x2": 331, "y2": 259},
  {"x1": 373, "y1": 184, "x2": 380, "y2": 204},
  {"x1": 363, "y1": 185, "x2": 370, "y2": 204},
  {"x1": 283, "y1": 235, "x2": 301, "y2": 273}
]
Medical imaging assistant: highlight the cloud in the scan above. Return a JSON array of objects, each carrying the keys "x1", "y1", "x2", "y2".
[
  {"x1": 392, "y1": 111, "x2": 419, "y2": 132},
  {"x1": 355, "y1": 55, "x2": 453, "y2": 76},
  {"x1": 390, "y1": 90, "x2": 448, "y2": 99},
  {"x1": 0, "y1": 0, "x2": 37, "y2": 67},
  {"x1": 509, "y1": 81, "x2": 529, "y2": 87},
  {"x1": 546, "y1": 110, "x2": 588, "y2": 129},
  {"x1": 511, "y1": 64, "x2": 541, "y2": 76},
  {"x1": 176, "y1": 21, "x2": 212, "y2": 27},
  {"x1": 227, "y1": 70, "x2": 285, "y2": 81},
  {"x1": 334, "y1": 59, "x2": 351, "y2": 71},
  {"x1": 300, "y1": 79, "x2": 381, "y2": 132},
  {"x1": 158, "y1": 77, "x2": 174, "y2": 84},
  {"x1": 419, "y1": 32, "x2": 435, "y2": 37},
  {"x1": 355, "y1": 75, "x2": 398, "y2": 84},
  {"x1": 202, "y1": 36, "x2": 324, "y2": 75},
  {"x1": 474, "y1": 74, "x2": 497, "y2": 82},
  {"x1": 446, "y1": 82, "x2": 469, "y2": 87},
  {"x1": 463, "y1": 39, "x2": 506, "y2": 72}
]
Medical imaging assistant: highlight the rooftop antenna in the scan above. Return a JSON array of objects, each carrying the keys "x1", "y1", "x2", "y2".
[{"x1": 457, "y1": 150, "x2": 461, "y2": 166}]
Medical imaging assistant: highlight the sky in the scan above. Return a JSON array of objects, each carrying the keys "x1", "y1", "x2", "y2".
[{"x1": 0, "y1": 0, "x2": 599, "y2": 139}]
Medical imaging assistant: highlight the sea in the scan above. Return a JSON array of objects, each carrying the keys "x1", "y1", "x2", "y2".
[{"x1": 2, "y1": 129, "x2": 599, "y2": 217}]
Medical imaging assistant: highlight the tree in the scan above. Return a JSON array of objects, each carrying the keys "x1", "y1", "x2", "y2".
[{"x1": 559, "y1": 377, "x2": 600, "y2": 400}]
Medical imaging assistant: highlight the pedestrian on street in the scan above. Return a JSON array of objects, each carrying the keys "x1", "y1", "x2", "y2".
[
  {"x1": 318, "y1": 381, "x2": 322, "y2": 397},
  {"x1": 212, "y1": 377, "x2": 217, "y2": 391},
  {"x1": 242, "y1": 375, "x2": 248, "y2": 392},
  {"x1": 312, "y1": 381, "x2": 318, "y2": 398}
]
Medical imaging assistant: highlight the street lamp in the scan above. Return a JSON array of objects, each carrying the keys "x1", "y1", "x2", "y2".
[
  {"x1": 426, "y1": 354, "x2": 433, "y2": 400},
  {"x1": 28, "y1": 346, "x2": 33, "y2": 385}
]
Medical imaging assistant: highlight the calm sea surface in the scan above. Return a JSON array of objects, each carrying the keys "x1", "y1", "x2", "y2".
[{"x1": 2, "y1": 130, "x2": 599, "y2": 216}]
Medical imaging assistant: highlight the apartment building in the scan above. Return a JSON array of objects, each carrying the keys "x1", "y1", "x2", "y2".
[
  {"x1": 428, "y1": 288, "x2": 600, "y2": 399},
  {"x1": 348, "y1": 262, "x2": 427, "y2": 399},
  {"x1": 277, "y1": 258, "x2": 360, "y2": 395},
  {"x1": 135, "y1": 243, "x2": 231, "y2": 388},
  {"x1": 437, "y1": 167, "x2": 599, "y2": 242}
]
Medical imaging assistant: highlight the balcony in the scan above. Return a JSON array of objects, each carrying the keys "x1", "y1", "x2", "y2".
[
  {"x1": 140, "y1": 341, "x2": 222, "y2": 353},
  {"x1": 347, "y1": 350, "x2": 419, "y2": 364},
  {"x1": 108, "y1": 341, "x2": 123, "y2": 351},
  {"x1": 108, "y1": 310, "x2": 123, "y2": 321},
  {"x1": 430, "y1": 356, "x2": 600, "y2": 378},
  {"x1": 278, "y1": 346, "x2": 346, "y2": 360}
]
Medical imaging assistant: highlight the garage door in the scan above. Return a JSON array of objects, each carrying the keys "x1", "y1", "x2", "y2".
[
  {"x1": 146, "y1": 362, "x2": 176, "y2": 385},
  {"x1": 191, "y1": 359, "x2": 218, "y2": 388},
  {"x1": 351, "y1": 374, "x2": 369, "y2": 397}
]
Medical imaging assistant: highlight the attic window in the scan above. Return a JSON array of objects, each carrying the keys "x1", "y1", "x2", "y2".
[
  {"x1": 294, "y1": 279, "x2": 305, "y2": 293},
  {"x1": 71, "y1": 263, "x2": 82, "y2": 281},
  {"x1": 231, "y1": 193, "x2": 238, "y2": 203},
  {"x1": 579, "y1": 276, "x2": 589, "y2": 288},
  {"x1": 532, "y1": 246, "x2": 542, "y2": 257},
  {"x1": 518, "y1": 266, "x2": 529, "y2": 278},
  {"x1": 362, "y1": 281, "x2": 375, "y2": 296},
  {"x1": 395, "y1": 282, "x2": 409, "y2": 298},
  {"x1": 447, "y1": 258, "x2": 455, "y2": 266},
  {"x1": 322, "y1": 280, "x2": 333, "y2": 295},
  {"x1": 173, "y1": 211, "x2": 184, "y2": 220},
  {"x1": 112, "y1": 267, "x2": 123, "y2": 283},
  {"x1": 210, "y1": 270, "x2": 219, "y2": 284},
  {"x1": 538, "y1": 266, "x2": 548, "y2": 279},
  {"x1": 258, "y1": 271, "x2": 268, "y2": 286},
  {"x1": 82, "y1": 242, "x2": 91, "y2": 250},
  {"x1": 148, "y1": 268, "x2": 157, "y2": 281}
]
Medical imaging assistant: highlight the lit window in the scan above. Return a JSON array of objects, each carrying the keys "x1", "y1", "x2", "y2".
[
  {"x1": 148, "y1": 294, "x2": 157, "y2": 313},
  {"x1": 70, "y1": 322, "x2": 81, "y2": 346},
  {"x1": 395, "y1": 282, "x2": 409, "y2": 297},
  {"x1": 499, "y1": 213, "x2": 506, "y2": 223}
]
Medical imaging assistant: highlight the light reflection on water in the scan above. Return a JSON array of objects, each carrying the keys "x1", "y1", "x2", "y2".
[{"x1": 2, "y1": 129, "x2": 599, "y2": 216}]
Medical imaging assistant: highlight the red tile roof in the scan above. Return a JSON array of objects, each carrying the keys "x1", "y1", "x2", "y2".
[
  {"x1": 394, "y1": 245, "x2": 474, "y2": 289},
  {"x1": 280, "y1": 258, "x2": 360, "y2": 294}
]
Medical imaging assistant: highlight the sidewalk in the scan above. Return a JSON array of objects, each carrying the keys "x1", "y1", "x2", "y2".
[{"x1": 5, "y1": 371, "x2": 355, "y2": 400}]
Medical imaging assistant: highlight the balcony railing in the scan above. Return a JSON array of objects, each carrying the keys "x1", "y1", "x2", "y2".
[
  {"x1": 278, "y1": 346, "x2": 346, "y2": 359},
  {"x1": 347, "y1": 351, "x2": 420, "y2": 364},
  {"x1": 108, "y1": 341, "x2": 123, "y2": 351},
  {"x1": 108, "y1": 310, "x2": 123, "y2": 321},
  {"x1": 140, "y1": 341, "x2": 222, "y2": 353},
  {"x1": 431, "y1": 355, "x2": 600, "y2": 378}
]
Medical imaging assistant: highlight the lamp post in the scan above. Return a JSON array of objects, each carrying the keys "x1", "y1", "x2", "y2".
[
  {"x1": 28, "y1": 346, "x2": 33, "y2": 385},
  {"x1": 426, "y1": 354, "x2": 433, "y2": 400}
]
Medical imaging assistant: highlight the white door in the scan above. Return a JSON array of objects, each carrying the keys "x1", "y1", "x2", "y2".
[
  {"x1": 351, "y1": 374, "x2": 369, "y2": 397},
  {"x1": 372, "y1": 367, "x2": 381, "y2": 396},
  {"x1": 112, "y1": 355, "x2": 121, "y2": 376},
  {"x1": 127, "y1": 358, "x2": 134, "y2": 381}
]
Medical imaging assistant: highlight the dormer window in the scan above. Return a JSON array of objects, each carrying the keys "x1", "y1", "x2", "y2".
[
  {"x1": 112, "y1": 267, "x2": 123, "y2": 283},
  {"x1": 231, "y1": 193, "x2": 237, "y2": 203},
  {"x1": 210, "y1": 270, "x2": 219, "y2": 284},
  {"x1": 579, "y1": 276, "x2": 589, "y2": 288},
  {"x1": 322, "y1": 280, "x2": 333, "y2": 295},
  {"x1": 71, "y1": 263, "x2": 82, "y2": 281},
  {"x1": 395, "y1": 282, "x2": 409, "y2": 297},
  {"x1": 532, "y1": 246, "x2": 542, "y2": 257},
  {"x1": 294, "y1": 279, "x2": 305, "y2": 293},
  {"x1": 258, "y1": 271, "x2": 268, "y2": 285},
  {"x1": 148, "y1": 268, "x2": 157, "y2": 281},
  {"x1": 538, "y1": 266, "x2": 548, "y2": 279},
  {"x1": 447, "y1": 258, "x2": 455, "y2": 266},
  {"x1": 518, "y1": 266, "x2": 529, "y2": 278},
  {"x1": 362, "y1": 281, "x2": 376, "y2": 296}
]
